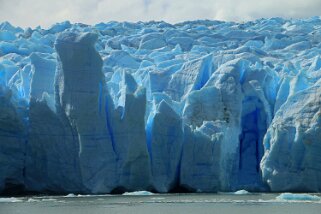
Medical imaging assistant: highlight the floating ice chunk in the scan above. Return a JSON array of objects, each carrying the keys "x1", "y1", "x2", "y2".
[
  {"x1": 276, "y1": 193, "x2": 321, "y2": 201},
  {"x1": 0, "y1": 197, "x2": 22, "y2": 202},
  {"x1": 123, "y1": 191, "x2": 154, "y2": 196},
  {"x1": 64, "y1": 193, "x2": 76, "y2": 197},
  {"x1": 27, "y1": 198, "x2": 40, "y2": 202},
  {"x1": 234, "y1": 190, "x2": 250, "y2": 195},
  {"x1": 41, "y1": 198, "x2": 57, "y2": 202}
]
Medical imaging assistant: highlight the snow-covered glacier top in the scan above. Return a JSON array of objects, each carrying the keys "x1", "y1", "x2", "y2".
[{"x1": 0, "y1": 17, "x2": 321, "y2": 194}]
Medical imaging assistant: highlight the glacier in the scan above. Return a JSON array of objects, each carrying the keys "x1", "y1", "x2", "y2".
[{"x1": 0, "y1": 17, "x2": 321, "y2": 194}]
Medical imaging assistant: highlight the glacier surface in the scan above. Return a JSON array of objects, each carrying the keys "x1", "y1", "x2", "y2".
[{"x1": 0, "y1": 17, "x2": 321, "y2": 194}]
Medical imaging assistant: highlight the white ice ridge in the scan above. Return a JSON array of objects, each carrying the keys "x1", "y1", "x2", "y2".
[{"x1": 0, "y1": 17, "x2": 321, "y2": 194}]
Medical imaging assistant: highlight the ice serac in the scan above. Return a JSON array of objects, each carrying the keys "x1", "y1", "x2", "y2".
[
  {"x1": 29, "y1": 53, "x2": 56, "y2": 100},
  {"x1": 107, "y1": 71, "x2": 152, "y2": 191},
  {"x1": 0, "y1": 90, "x2": 25, "y2": 193},
  {"x1": 261, "y1": 80, "x2": 321, "y2": 192},
  {"x1": 55, "y1": 32, "x2": 117, "y2": 193},
  {"x1": 24, "y1": 51, "x2": 83, "y2": 192},
  {"x1": 166, "y1": 54, "x2": 214, "y2": 101},
  {"x1": 25, "y1": 98, "x2": 84, "y2": 192},
  {"x1": 180, "y1": 87, "x2": 225, "y2": 191},
  {"x1": 180, "y1": 123, "x2": 222, "y2": 192},
  {"x1": 147, "y1": 100, "x2": 183, "y2": 192}
]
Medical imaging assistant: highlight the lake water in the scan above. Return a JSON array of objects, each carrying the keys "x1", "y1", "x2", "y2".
[{"x1": 1, "y1": 192, "x2": 321, "y2": 214}]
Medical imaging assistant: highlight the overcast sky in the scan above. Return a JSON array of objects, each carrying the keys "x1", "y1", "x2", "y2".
[{"x1": 0, "y1": 0, "x2": 321, "y2": 28}]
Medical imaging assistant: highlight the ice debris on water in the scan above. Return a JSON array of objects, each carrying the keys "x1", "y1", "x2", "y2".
[
  {"x1": 234, "y1": 190, "x2": 250, "y2": 195},
  {"x1": 276, "y1": 193, "x2": 321, "y2": 201},
  {"x1": 0, "y1": 197, "x2": 22, "y2": 202},
  {"x1": 123, "y1": 191, "x2": 154, "y2": 196}
]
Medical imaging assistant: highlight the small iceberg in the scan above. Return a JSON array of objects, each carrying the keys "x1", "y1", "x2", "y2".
[
  {"x1": 27, "y1": 198, "x2": 40, "y2": 202},
  {"x1": 64, "y1": 193, "x2": 76, "y2": 197},
  {"x1": 276, "y1": 193, "x2": 321, "y2": 201},
  {"x1": 122, "y1": 191, "x2": 154, "y2": 196},
  {"x1": 41, "y1": 198, "x2": 57, "y2": 202},
  {"x1": 0, "y1": 197, "x2": 22, "y2": 202},
  {"x1": 234, "y1": 190, "x2": 250, "y2": 195}
]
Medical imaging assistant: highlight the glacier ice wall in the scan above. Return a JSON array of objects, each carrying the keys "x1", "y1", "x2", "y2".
[{"x1": 0, "y1": 17, "x2": 321, "y2": 194}]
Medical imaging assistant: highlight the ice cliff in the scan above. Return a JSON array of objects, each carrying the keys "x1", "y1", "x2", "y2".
[{"x1": 0, "y1": 17, "x2": 321, "y2": 194}]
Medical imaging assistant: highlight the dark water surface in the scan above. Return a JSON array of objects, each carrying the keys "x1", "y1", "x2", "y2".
[{"x1": 1, "y1": 193, "x2": 321, "y2": 214}]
